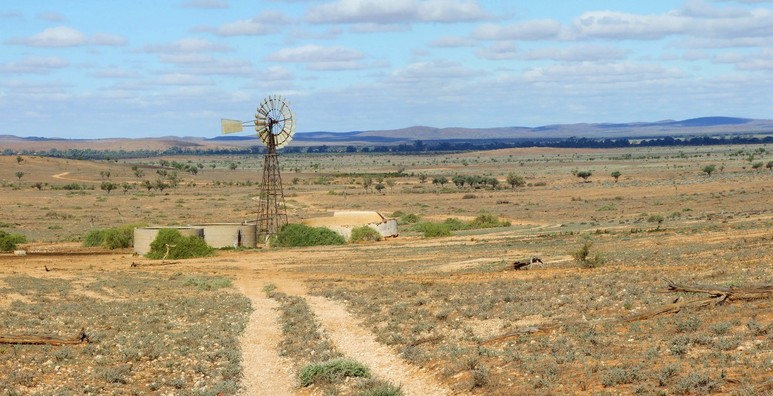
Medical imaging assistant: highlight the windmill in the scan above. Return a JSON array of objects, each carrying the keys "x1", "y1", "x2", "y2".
[{"x1": 221, "y1": 95, "x2": 296, "y2": 243}]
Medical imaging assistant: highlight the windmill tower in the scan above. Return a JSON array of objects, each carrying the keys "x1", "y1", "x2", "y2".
[{"x1": 221, "y1": 95, "x2": 296, "y2": 243}]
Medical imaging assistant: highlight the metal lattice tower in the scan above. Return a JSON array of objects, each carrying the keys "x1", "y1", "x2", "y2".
[
  {"x1": 220, "y1": 94, "x2": 295, "y2": 245},
  {"x1": 256, "y1": 136, "x2": 288, "y2": 242}
]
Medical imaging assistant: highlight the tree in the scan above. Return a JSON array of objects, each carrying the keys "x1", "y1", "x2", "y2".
[
  {"x1": 362, "y1": 176, "x2": 372, "y2": 192},
  {"x1": 121, "y1": 182, "x2": 133, "y2": 194},
  {"x1": 452, "y1": 175, "x2": 466, "y2": 188},
  {"x1": 418, "y1": 173, "x2": 427, "y2": 183},
  {"x1": 155, "y1": 179, "x2": 169, "y2": 192},
  {"x1": 16, "y1": 156, "x2": 23, "y2": 165},
  {"x1": 142, "y1": 180, "x2": 154, "y2": 191},
  {"x1": 611, "y1": 171, "x2": 622, "y2": 183},
  {"x1": 576, "y1": 170, "x2": 592, "y2": 182},
  {"x1": 702, "y1": 164, "x2": 716, "y2": 177},
  {"x1": 15, "y1": 171, "x2": 24, "y2": 181},
  {"x1": 386, "y1": 178, "x2": 395, "y2": 192},
  {"x1": 375, "y1": 183, "x2": 385, "y2": 193},
  {"x1": 432, "y1": 176, "x2": 448, "y2": 186},
  {"x1": 751, "y1": 161, "x2": 763, "y2": 171},
  {"x1": 506, "y1": 172, "x2": 525, "y2": 188},
  {"x1": 767, "y1": 161, "x2": 773, "y2": 171},
  {"x1": 134, "y1": 169, "x2": 144, "y2": 178},
  {"x1": 100, "y1": 181, "x2": 117, "y2": 194},
  {"x1": 486, "y1": 177, "x2": 499, "y2": 189},
  {"x1": 229, "y1": 162, "x2": 238, "y2": 171}
]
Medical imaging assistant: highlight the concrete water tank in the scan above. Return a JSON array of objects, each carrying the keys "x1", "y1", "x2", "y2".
[
  {"x1": 195, "y1": 223, "x2": 257, "y2": 249},
  {"x1": 133, "y1": 227, "x2": 204, "y2": 255}
]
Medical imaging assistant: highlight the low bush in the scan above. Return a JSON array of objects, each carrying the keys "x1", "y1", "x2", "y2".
[
  {"x1": 350, "y1": 226, "x2": 382, "y2": 243},
  {"x1": 414, "y1": 222, "x2": 451, "y2": 238},
  {"x1": 146, "y1": 228, "x2": 214, "y2": 259},
  {"x1": 271, "y1": 223, "x2": 346, "y2": 247},
  {"x1": 299, "y1": 358, "x2": 370, "y2": 387},
  {"x1": 468, "y1": 213, "x2": 510, "y2": 229},
  {"x1": 0, "y1": 230, "x2": 27, "y2": 252},
  {"x1": 83, "y1": 223, "x2": 145, "y2": 249},
  {"x1": 571, "y1": 240, "x2": 605, "y2": 268}
]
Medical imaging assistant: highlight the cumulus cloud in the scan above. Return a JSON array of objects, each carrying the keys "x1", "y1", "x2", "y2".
[
  {"x1": 474, "y1": 19, "x2": 565, "y2": 41},
  {"x1": 0, "y1": 56, "x2": 69, "y2": 74},
  {"x1": 390, "y1": 60, "x2": 478, "y2": 82},
  {"x1": 476, "y1": 42, "x2": 517, "y2": 60},
  {"x1": 7, "y1": 26, "x2": 127, "y2": 47},
  {"x1": 37, "y1": 12, "x2": 66, "y2": 22},
  {"x1": 179, "y1": 0, "x2": 229, "y2": 9},
  {"x1": 429, "y1": 36, "x2": 476, "y2": 48},
  {"x1": 307, "y1": 0, "x2": 489, "y2": 24},
  {"x1": 141, "y1": 38, "x2": 232, "y2": 53},
  {"x1": 203, "y1": 10, "x2": 290, "y2": 36},
  {"x1": 519, "y1": 44, "x2": 629, "y2": 62},
  {"x1": 522, "y1": 62, "x2": 685, "y2": 84}
]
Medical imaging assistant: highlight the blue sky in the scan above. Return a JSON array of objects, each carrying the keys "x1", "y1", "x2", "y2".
[{"x1": 1, "y1": 0, "x2": 773, "y2": 139}]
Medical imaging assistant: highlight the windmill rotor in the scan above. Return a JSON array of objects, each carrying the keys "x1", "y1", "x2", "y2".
[{"x1": 256, "y1": 94, "x2": 295, "y2": 148}]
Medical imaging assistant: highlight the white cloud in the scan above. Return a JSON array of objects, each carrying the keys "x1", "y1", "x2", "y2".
[
  {"x1": 476, "y1": 42, "x2": 517, "y2": 60},
  {"x1": 307, "y1": 0, "x2": 489, "y2": 24},
  {"x1": 179, "y1": 0, "x2": 229, "y2": 9},
  {"x1": 573, "y1": 11, "x2": 687, "y2": 40},
  {"x1": 210, "y1": 10, "x2": 290, "y2": 36},
  {"x1": 390, "y1": 60, "x2": 478, "y2": 82},
  {"x1": 141, "y1": 38, "x2": 232, "y2": 53},
  {"x1": 7, "y1": 26, "x2": 127, "y2": 47},
  {"x1": 37, "y1": 12, "x2": 66, "y2": 22},
  {"x1": 429, "y1": 36, "x2": 475, "y2": 48},
  {"x1": 266, "y1": 44, "x2": 362, "y2": 62},
  {"x1": 89, "y1": 68, "x2": 140, "y2": 79},
  {"x1": 474, "y1": 19, "x2": 565, "y2": 41},
  {"x1": 522, "y1": 62, "x2": 686, "y2": 84},
  {"x1": 0, "y1": 56, "x2": 69, "y2": 74},
  {"x1": 519, "y1": 45, "x2": 629, "y2": 62}
]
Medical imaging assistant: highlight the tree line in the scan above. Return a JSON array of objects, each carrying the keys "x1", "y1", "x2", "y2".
[{"x1": 3, "y1": 134, "x2": 772, "y2": 159}]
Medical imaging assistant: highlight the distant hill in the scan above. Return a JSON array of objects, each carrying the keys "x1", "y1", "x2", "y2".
[{"x1": 2, "y1": 117, "x2": 772, "y2": 153}]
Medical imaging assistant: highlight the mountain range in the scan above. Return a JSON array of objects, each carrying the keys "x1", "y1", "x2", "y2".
[{"x1": 2, "y1": 117, "x2": 772, "y2": 152}]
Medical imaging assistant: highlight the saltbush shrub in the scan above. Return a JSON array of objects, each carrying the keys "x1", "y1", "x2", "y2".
[
  {"x1": 0, "y1": 230, "x2": 27, "y2": 252},
  {"x1": 414, "y1": 222, "x2": 451, "y2": 238},
  {"x1": 350, "y1": 226, "x2": 381, "y2": 243},
  {"x1": 271, "y1": 223, "x2": 346, "y2": 247},
  {"x1": 146, "y1": 229, "x2": 214, "y2": 259},
  {"x1": 299, "y1": 358, "x2": 370, "y2": 387},
  {"x1": 572, "y1": 240, "x2": 605, "y2": 268},
  {"x1": 83, "y1": 223, "x2": 145, "y2": 249}
]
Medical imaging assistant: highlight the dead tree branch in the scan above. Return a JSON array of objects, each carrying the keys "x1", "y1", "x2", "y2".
[{"x1": 0, "y1": 329, "x2": 89, "y2": 346}]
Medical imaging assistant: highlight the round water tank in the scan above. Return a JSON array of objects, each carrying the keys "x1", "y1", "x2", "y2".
[
  {"x1": 133, "y1": 227, "x2": 204, "y2": 255},
  {"x1": 195, "y1": 223, "x2": 257, "y2": 249}
]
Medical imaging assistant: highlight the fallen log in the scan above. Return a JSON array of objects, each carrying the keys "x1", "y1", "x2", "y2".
[
  {"x1": 0, "y1": 329, "x2": 89, "y2": 346},
  {"x1": 485, "y1": 279, "x2": 773, "y2": 343}
]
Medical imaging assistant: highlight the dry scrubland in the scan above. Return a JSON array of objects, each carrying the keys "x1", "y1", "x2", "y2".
[{"x1": 1, "y1": 145, "x2": 772, "y2": 395}]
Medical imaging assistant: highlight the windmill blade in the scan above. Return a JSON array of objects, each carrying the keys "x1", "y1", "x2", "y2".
[{"x1": 221, "y1": 119, "x2": 244, "y2": 134}]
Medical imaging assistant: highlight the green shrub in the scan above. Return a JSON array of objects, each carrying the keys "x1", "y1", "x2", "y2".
[
  {"x1": 442, "y1": 217, "x2": 467, "y2": 231},
  {"x1": 299, "y1": 358, "x2": 370, "y2": 387},
  {"x1": 414, "y1": 222, "x2": 451, "y2": 238},
  {"x1": 83, "y1": 223, "x2": 145, "y2": 249},
  {"x1": 183, "y1": 276, "x2": 232, "y2": 290},
  {"x1": 146, "y1": 229, "x2": 215, "y2": 259},
  {"x1": 355, "y1": 379, "x2": 404, "y2": 396},
  {"x1": 571, "y1": 240, "x2": 605, "y2": 268},
  {"x1": 271, "y1": 223, "x2": 346, "y2": 247},
  {"x1": 0, "y1": 230, "x2": 27, "y2": 252},
  {"x1": 468, "y1": 213, "x2": 510, "y2": 229},
  {"x1": 350, "y1": 226, "x2": 382, "y2": 243}
]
